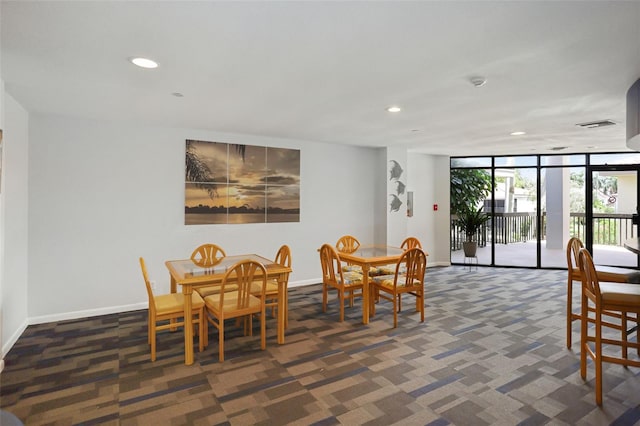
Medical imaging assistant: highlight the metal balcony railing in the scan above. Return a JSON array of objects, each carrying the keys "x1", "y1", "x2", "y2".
[{"x1": 451, "y1": 212, "x2": 637, "y2": 251}]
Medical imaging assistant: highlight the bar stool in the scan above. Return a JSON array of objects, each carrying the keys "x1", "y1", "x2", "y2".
[
  {"x1": 578, "y1": 248, "x2": 640, "y2": 405},
  {"x1": 565, "y1": 237, "x2": 640, "y2": 348}
]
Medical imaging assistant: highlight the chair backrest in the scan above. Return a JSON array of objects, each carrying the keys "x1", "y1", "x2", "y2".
[
  {"x1": 218, "y1": 259, "x2": 267, "y2": 310},
  {"x1": 566, "y1": 237, "x2": 584, "y2": 271},
  {"x1": 139, "y1": 257, "x2": 156, "y2": 314},
  {"x1": 191, "y1": 244, "x2": 226, "y2": 267},
  {"x1": 320, "y1": 243, "x2": 343, "y2": 287},
  {"x1": 336, "y1": 235, "x2": 360, "y2": 253},
  {"x1": 578, "y1": 247, "x2": 601, "y2": 300},
  {"x1": 395, "y1": 248, "x2": 427, "y2": 287},
  {"x1": 401, "y1": 237, "x2": 422, "y2": 250},
  {"x1": 275, "y1": 245, "x2": 292, "y2": 268}
]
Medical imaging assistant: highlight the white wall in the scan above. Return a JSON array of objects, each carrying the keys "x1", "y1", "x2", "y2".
[
  {"x1": 408, "y1": 153, "x2": 451, "y2": 266},
  {"x1": 1, "y1": 93, "x2": 30, "y2": 357},
  {"x1": 26, "y1": 114, "x2": 382, "y2": 322}
]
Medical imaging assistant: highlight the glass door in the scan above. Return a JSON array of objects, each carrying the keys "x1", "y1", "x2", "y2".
[{"x1": 588, "y1": 165, "x2": 639, "y2": 268}]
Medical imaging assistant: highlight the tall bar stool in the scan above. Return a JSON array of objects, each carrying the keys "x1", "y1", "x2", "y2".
[
  {"x1": 565, "y1": 237, "x2": 640, "y2": 348},
  {"x1": 578, "y1": 248, "x2": 640, "y2": 405}
]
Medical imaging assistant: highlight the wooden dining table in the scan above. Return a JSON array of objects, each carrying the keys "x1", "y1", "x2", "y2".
[
  {"x1": 336, "y1": 245, "x2": 405, "y2": 325},
  {"x1": 166, "y1": 254, "x2": 292, "y2": 365}
]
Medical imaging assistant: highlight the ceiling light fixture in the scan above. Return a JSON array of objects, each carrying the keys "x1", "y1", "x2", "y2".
[
  {"x1": 469, "y1": 76, "x2": 487, "y2": 87},
  {"x1": 129, "y1": 57, "x2": 158, "y2": 69},
  {"x1": 510, "y1": 131, "x2": 526, "y2": 136},
  {"x1": 387, "y1": 106, "x2": 401, "y2": 113},
  {"x1": 172, "y1": 92, "x2": 184, "y2": 97}
]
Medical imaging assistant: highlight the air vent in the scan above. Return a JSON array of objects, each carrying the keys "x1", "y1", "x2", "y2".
[{"x1": 576, "y1": 120, "x2": 616, "y2": 129}]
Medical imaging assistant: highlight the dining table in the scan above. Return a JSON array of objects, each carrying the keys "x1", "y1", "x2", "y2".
[
  {"x1": 336, "y1": 244, "x2": 405, "y2": 325},
  {"x1": 166, "y1": 253, "x2": 292, "y2": 365}
]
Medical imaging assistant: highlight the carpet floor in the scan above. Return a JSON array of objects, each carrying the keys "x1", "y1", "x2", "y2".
[{"x1": 2, "y1": 266, "x2": 640, "y2": 425}]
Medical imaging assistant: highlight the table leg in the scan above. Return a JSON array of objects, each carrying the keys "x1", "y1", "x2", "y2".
[
  {"x1": 277, "y1": 273, "x2": 285, "y2": 344},
  {"x1": 362, "y1": 265, "x2": 370, "y2": 325},
  {"x1": 170, "y1": 276, "x2": 178, "y2": 331},
  {"x1": 183, "y1": 285, "x2": 194, "y2": 365}
]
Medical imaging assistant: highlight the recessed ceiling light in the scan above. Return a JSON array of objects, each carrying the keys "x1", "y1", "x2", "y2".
[
  {"x1": 510, "y1": 131, "x2": 526, "y2": 136},
  {"x1": 387, "y1": 106, "x2": 401, "y2": 113},
  {"x1": 469, "y1": 76, "x2": 487, "y2": 87},
  {"x1": 129, "y1": 57, "x2": 158, "y2": 69},
  {"x1": 172, "y1": 92, "x2": 184, "y2": 97},
  {"x1": 550, "y1": 146, "x2": 568, "y2": 151},
  {"x1": 411, "y1": 129, "x2": 420, "y2": 132}
]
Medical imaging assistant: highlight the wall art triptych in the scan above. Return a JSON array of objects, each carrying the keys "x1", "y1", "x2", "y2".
[{"x1": 185, "y1": 139, "x2": 300, "y2": 225}]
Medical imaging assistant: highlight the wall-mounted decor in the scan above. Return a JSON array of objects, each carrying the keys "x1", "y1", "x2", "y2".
[
  {"x1": 185, "y1": 139, "x2": 300, "y2": 225},
  {"x1": 388, "y1": 159, "x2": 405, "y2": 213}
]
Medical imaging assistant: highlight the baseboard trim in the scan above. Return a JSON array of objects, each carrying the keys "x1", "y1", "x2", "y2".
[
  {"x1": 28, "y1": 302, "x2": 148, "y2": 325},
  {"x1": 2, "y1": 318, "x2": 28, "y2": 362}
]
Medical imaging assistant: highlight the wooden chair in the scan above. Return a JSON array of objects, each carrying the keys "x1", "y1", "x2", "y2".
[
  {"x1": 371, "y1": 247, "x2": 427, "y2": 328},
  {"x1": 251, "y1": 245, "x2": 291, "y2": 325},
  {"x1": 191, "y1": 243, "x2": 226, "y2": 266},
  {"x1": 191, "y1": 244, "x2": 228, "y2": 298},
  {"x1": 578, "y1": 248, "x2": 640, "y2": 405},
  {"x1": 336, "y1": 235, "x2": 360, "y2": 254},
  {"x1": 139, "y1": 257, "x2": 206, "y2": 361},
  {"x1": 377, "y1": 237, "x2": 423, "y2": 276},
  {"x1": 203, "y1": 259, "x2": 267, "y2": 362},
  {"x1": 566, "y1": 237, "x2": 640, "y2": 348},
  {"x1": 401, "y1": 237, "x2": 422, "y2": 250},
  {"x1": 319, "y1": 243, "x2": 363, "y2": 322}
]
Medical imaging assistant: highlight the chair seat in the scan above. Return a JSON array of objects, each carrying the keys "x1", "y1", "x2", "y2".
[
  {"x1": 251, "y1": 280, "x2": 279, "y2": 296},
  {"x1": 204, "y1": 292, "x2": 261, "y2": 315},
  {"x1": 338, "y1": 271, "x2": 364, "y2": 286},
  {"x1": 600, "y1": 282, "x2": 640, "y2": 305},
  {"x1": 372, "y1": 274, "x2": 421, "y2": 289},
  {"x1": 377, "y1": 265, "x2": 407, "y2": 276},
  {"x1": 570, "y1": 266, "x2": 640, "y2": 283},
  {"x1": 196, "y1": 284, "x2": 238, "y2": 298},
  {"x1": 155, "y1": 292, "x2": 204, "y2": 315},
  {"x1": 342, "y1": 265, "x2": 382, "y2": 276}
]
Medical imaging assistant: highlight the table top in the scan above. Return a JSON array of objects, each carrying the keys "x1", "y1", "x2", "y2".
[
  {"x1": 337, "y1": 244, "x2": 405, "y2": 265},
  {"x1": 624, "y1": 238, "x2": 640, "y2": 255},
  {"x1": 166, "y1": 254, "x2": 289, "y2": 285}
]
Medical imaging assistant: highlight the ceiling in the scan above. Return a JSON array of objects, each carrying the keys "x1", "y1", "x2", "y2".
[{"x1": 2, "y1": 1, "x2": 640, "y2": 157}]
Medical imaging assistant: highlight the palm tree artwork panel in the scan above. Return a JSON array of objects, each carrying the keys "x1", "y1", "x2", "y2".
[{"x1": 185, "y1": 140, "x2": 300, "y2": 225}]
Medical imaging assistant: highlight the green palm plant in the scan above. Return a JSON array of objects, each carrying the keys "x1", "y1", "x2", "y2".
[{"x1": 456, "y1": 206, "x2": 490, "y2": 242}]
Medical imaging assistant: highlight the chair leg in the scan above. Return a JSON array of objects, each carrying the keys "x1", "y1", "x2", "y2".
[
  {"x1": 219, "y1": 319, "x2": 225, "y2": 363},
  {"x1": 419, "y1": 290, "x2": 424, "y2": 323},
  {"x1": 322, "y1": 284, "x2": 328, "y2": 313},
  {"x1": 371, "y1": 286, "x2": 377, "y2": 317},
  {"x1": 580, "y1": 293, "x2": 588, "y2": 380},
  {"x1": 595, "y1": 313, "x2": 603, "y2": 406},
  {"x1": 339, "y1": 289, "x2": 345, "y2": 322},
  {"x1": 392, "y1": 291, "x2": 398, "y2": 328},
  {"x1": 567, "y1": 275, "x2": 573, "y2": 349},
  {"x1": 284, "y1": 283, "x2": 289, "y2": 329},
  {"x1": 198, "y1": 309, "x2": 206, "y2": 352},
  {"x1": 261, "y1": 308, "x2": 266, "y2": 350},
  {"x1": 150, "y1": 321, "x2": 156, "y2": 362},
  {"x1": 622, "y1": 311, "x2": 629, "y2": 363}
]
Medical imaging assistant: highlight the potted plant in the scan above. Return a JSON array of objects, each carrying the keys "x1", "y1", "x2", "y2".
[{"x1": 456, "y1": 206, "x2": 490, "y2": 257}]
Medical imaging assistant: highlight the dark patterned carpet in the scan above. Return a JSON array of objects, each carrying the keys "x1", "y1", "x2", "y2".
[{"x1": 2, "y1": 266, "x2": 640, "y2": 425}]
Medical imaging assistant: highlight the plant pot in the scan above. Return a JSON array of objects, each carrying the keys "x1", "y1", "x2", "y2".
[{"x1": 462, "y1": 241, "x2": 477, "y2": 257}]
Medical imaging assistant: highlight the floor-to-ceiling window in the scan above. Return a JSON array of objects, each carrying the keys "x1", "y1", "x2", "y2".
[{"x1": 451, "y1": 152, "x2": 640, "y2": 269}]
